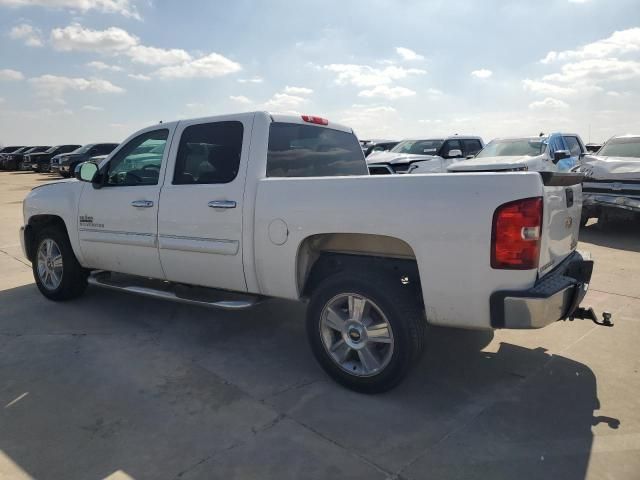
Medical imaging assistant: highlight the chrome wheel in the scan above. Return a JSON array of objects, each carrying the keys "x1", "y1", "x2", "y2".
[
  {"x1": 319, "y1": 293, "x2": 394, "y2": 377},
  {"x1": 37, "y1": 238, "x2": 63, "y2": 291}
]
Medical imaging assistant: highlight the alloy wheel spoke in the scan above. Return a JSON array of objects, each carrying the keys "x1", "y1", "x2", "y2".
[
  {"x1": 45, "y1": 239, "x2": 52, "y2": 257},
  {"x1": 330, "y1": 339, "x2": 352, "y2": 363},
  {"x1": 52, "y1": 255, "x2": 63, "y2": 269},
  {"x1": 324, "y1": 306, "x2": 346, "y2": 332},
  {"x1": 366, "y1": 323, "x2": 392, "y2": 343},
  {"x1": 348, "y1": 295, "x2": 366, "y2": 323},
  {"x1": 358, "y1": 345, "x2": 381, "y2": 373}
]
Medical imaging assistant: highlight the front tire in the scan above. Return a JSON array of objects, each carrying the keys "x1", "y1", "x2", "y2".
[
  {"x1": 33, "y1": 227, "x2": 87, "y2": 301},
  {"x1": 306, "y1": 270, "x2": 426, "y2": 393}
]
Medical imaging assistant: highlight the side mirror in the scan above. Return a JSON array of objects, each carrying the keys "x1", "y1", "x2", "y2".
[
  {"x1": 553, "y1": 149, "x2": 570, "y2": 163},
  {"x1": 78, "y1": 161, "x2": 99, "y2": 183},
  {"x1": 447, "y1": 149, "x2": 463, "y2": 159}
]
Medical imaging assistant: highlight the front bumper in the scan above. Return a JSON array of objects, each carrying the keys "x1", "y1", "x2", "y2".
[
  {"x1": 19, "y1": 226, "x2": 27, "y2": 259},
  {"x1": 490, "y1": 251, "x2": 593, "y2": 329},
  {"x1": 583, "y1": 192, "x2": 640, "y2": 214}
]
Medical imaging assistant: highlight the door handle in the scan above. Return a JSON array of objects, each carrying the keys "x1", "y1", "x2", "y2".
[
  {"x1": 208, "y1": 200, "x2": 236, "y2": 209},
  {"x1": 131, "y1": 200, "x2": 154, "y2": 208}
]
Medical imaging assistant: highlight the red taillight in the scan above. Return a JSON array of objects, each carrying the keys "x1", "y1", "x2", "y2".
[
  {"x1": 301, "y1": 115, "x2": 329, "y2": 126},
  {"x1": 491, "y1": 197, "x2": 543, "y2": 269}
]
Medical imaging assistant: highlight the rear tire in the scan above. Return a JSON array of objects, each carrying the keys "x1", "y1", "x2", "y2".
[
  {"x1": 33, "y1": 227, "x2": 87, "y2": 301},
  {"x1": 306, "y1": 270, "x2": 426, "y2": 393}
]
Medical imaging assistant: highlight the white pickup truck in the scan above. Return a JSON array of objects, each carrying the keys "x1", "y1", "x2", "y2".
[{"x1": 20, "y1": 112, "x2": 608, "y2": 393}]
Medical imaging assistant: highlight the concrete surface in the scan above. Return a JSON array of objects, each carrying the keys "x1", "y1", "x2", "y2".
[{"x1": 0, "y1": 171, "x2": 639, "y2": 480}]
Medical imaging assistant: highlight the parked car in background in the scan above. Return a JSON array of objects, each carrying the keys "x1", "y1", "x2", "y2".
[
  {"x1": 20, "y1": 111, "x2": 603, "y2": 393},
  {"x1": 362, "y1": 139, "x2": 399, "y2": 157},
  {"x1": 0, "y1": 146, "x2": 26, "y2": 169},
  {"x1": 22, "y1": 145, "x2": 81, "y2": 173},
  {"x1": 576, "y1": 134, "x2": 640, "y2": 227},
  {"x1": 0, "y1": 146, "x2": 28, "y2": 170},
  {"x1": 3, "y1": 146, "x2": 50, "y2": 171},
  {"x1": 51, "y1": 143, "x2": 119, "y2": 177},
  {"x1": 446, "y1": 133, "x2": 586, "y2": 173},
  {"x1": 367, "y1": 135, "x2": 484, "y2": 174},
  {"x1": 585, "y1": 142, "x2": 604, "y2": 154}
]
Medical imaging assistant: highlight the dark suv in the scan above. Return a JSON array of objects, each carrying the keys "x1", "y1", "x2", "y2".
[
  {"x1": 0, "y1": 146, "x2": 26, "y2": 169},
  {"x1": 23, "y1": 145, "x2": 81, "y2": 173},
  {"x1": 3, "y1": 146, "x2": 50, "y2": 171},
  {"x1": 52, "y1": 143, "x2": 120, "y2": 177}
]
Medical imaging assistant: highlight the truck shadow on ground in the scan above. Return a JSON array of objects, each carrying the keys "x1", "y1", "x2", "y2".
[
  {"x1": 580, "y1": 220, "x2": 640, "y2": 253},
  {"x1": 0, "y1": 284, "x2": 617, "y2": 480}
]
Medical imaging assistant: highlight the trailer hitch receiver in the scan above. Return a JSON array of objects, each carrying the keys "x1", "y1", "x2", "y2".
[{"x1": 569, "y1": 307, "x2": 613, "y2": 327}]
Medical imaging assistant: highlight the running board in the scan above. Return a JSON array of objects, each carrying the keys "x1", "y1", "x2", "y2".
[{"x1": 87, "y1": 271, "x2": 261, "y2": 310}]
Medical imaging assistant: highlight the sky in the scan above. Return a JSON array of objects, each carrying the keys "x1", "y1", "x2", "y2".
[{"x1": 0, "y1": 0, "x2": 639, "y2": 145}]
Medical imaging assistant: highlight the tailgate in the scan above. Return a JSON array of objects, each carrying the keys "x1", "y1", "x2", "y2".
[{"x1": 538, "y1": 173, "x2": 583, "y2": 276}]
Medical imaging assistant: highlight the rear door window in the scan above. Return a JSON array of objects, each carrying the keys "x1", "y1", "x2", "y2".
[
  {"x1": 173, "y1": 121, "x2": 243, "y2": 184},
  {"x1": 267, "y1": 123, "x2": 367, "y2": 177}
]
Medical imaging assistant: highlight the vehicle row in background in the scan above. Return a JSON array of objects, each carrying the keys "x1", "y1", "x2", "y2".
[
  {"x1": 367, "y1": 135, "x2": 484, "y2": 174},
  {"x1": 446, "y1": 132, "x2": 586, "y2": 173},
  {"x1": 575, "y1": 134, "x2": 640, "y2": 227},
  {"x1": 359, "y1": 139, "x2": 399, "y2": 157},
  {"x1": 51, "y1": 143, "x2": 119, "y2": 177}
]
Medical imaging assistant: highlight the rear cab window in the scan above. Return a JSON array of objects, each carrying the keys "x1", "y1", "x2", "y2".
[{"x1": 267, "y1": 123, "x2": 368, "y2": 177}]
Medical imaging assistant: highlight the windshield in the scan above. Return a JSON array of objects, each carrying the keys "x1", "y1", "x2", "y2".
[
  {"x1": 72, "y1": 144, "x2": 94, "y2": 154},
  {"x1": 598, "y1": 138, "x2": 640, "y2": 158},
  {"x1": 44, "y1": 146, "x2": 59, "y2": 154},
  {"x1": 476, "y1": 138, "x2": 545, "y2": 158},
  {"x1": 390, "y1": 139, "x2": 443, "y2": 155}
]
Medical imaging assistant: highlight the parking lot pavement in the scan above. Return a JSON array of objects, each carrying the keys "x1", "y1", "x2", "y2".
[{"x1": 0, "y1": 171, "x2": 639, "y2": 480}]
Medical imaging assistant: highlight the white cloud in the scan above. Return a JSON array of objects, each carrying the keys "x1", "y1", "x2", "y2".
[
  {"x1": 522, "y1": 78, "x2": 577, "y2": 97},
  {"x1": 339, "y1": 104, "x2": 399, "y2": 138},
  {"x1": 229, "y1": 95, "x2": 251, "y2": 104},
  {"x1": 0, "y1": 0, "x2": 140, "y2": 19},
  {"x1": 324, "y1": 63, "x2": 426, "y2": 87},
  {"x1": 568, "y1": 0, "x2": 590, "y2": 3},
  {"x1": 87, "y1": 60, "x2": 123, "y2": 71},
  {"x1": 51, "y1": 23, "x2": 138, "y2": 53},
  {"x1": 237, "y1": 77, "x2": 263, "y2": 83},
  {"x1": 541, "y1": 28, "x2": 640, "y2": 64},
  {"x1": 9, "y1": 23, "x2": 43, "y2": 47},
  {"x1": 528, "y1": 97, "x2": 570, "y2": 110},
  {"x1": 0, "y1": 97, "x2": 5, "y2": 103},
  {"x1": 0, "y1": 68, "x2": 24, "y2": 80},
  {"x1": 396, "y1": 47, "x2": 424, "y2": 61},
  {"x1": 29, "y1": 74, "x2": 125, "y2": 100},
  {"x1": 471, "y1": 69, "x2": 492, "y2": 79},
  {"x1": 426, "y1": 88, "x2": 444, "y2": 97},
  {"x1": 128, "y1": 73, "x2": 150, "y2": 81},
  {"x1": 283, "y1": 85, "x2": 313, "y2": 95},
  {"x1": 127, "y1": 45, "x2": 191, "y2": 66},
  {"x1": 542, "y1": 58, "x2": 640, "y2": 83},
  {"x1": 81, "y1": 104, "x2": 104, "y2": 111},
  {"x1": 155, "y1": 52, "x2": 241, "y2": 79},
  {"x1": 263, "y1": 92, "x2": 307, "y2": 112},
  {"x1": 358, "y1": 85, "x2": 416, "y2": 100}
]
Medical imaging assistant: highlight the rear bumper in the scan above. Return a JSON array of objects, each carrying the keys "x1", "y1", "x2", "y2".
[{"x1": 490, "y1": 251, "x2": 593, "y2": 329}]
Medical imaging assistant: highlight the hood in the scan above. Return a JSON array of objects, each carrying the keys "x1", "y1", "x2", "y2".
[
  {"x1": 448, "y1": 155, "x2": 538, "y2": 172},
  {"x1": 367, "y1": 150, "x2": 441, "y2": 165},
  {"x1": 30, "y1": 178, "x2": 77, "y2": 191},
  {"x1": 579, "y1": 155, "x2": 640, "y2": 181}
]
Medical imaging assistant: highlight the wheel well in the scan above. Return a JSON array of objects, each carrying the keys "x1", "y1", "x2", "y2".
[
  {"x1": 298, "y1": 233, "x2": 421, "y2": 300},
  {"x1": 25, "y1": 215, "x2": 69, "y2": 262}
]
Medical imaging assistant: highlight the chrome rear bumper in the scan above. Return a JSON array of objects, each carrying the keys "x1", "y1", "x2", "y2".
[{"x1": 490, "y1": 251, "x2": 593, "y2": 329}]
